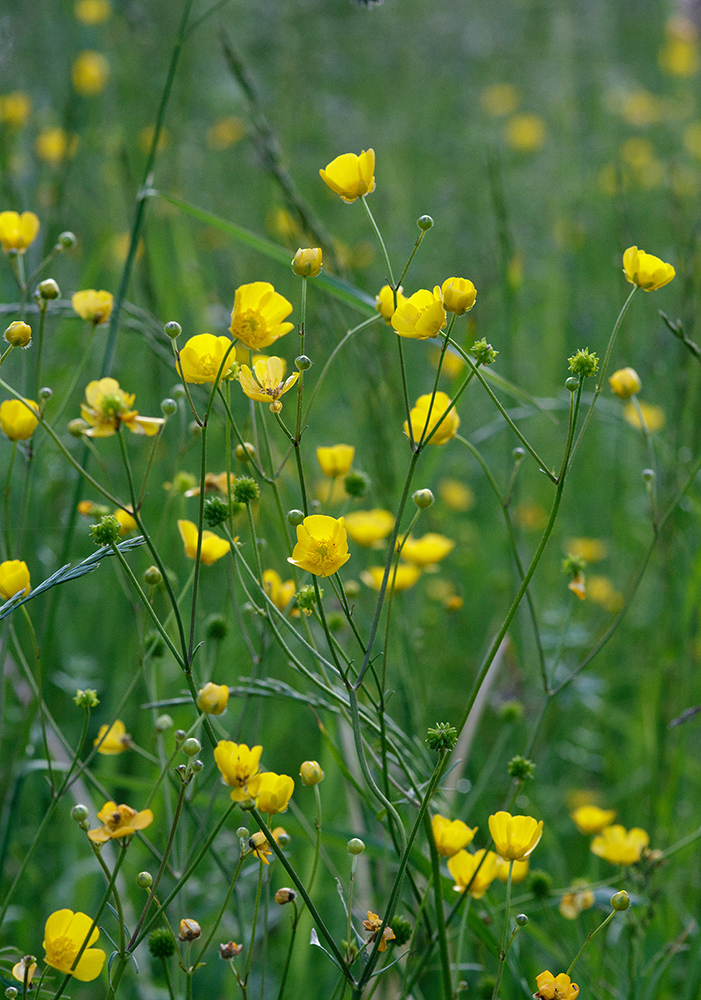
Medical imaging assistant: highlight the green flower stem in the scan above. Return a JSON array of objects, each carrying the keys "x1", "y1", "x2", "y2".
[
  {"x1": 19, "y1": 605, "x2": 54, "y2": 793},
  {"x1": 491, "y1": 859, "x2": 514, "y2": 1000},
  {"x1": 568, "y1": 284, "x2": 638, "y2": 470},
  {"x1": 454, "y1": 891, "x2": 473, "y2": 997},
  {"x1": 0, "y1": 343, "x2": 14, "y2": 369},
  {"x1": 3, "y1": 440, "x2": 16, "y2": 558},
  {"x1": 276, "y1": 900, "x2": 300, "y2": 1000},
  {"x1": 566, "y1": 908, "x2": 618, "y2": 976},
  {"x1": 246, "y1": 502, "x2": 264, "y2": 584},
  {"x1": 160, "y1": 957, "x2": 177, "y2": 1000},
  {"x1": 395, "y1": 333, "x2": 415, "y2": 449},
  {"x1": 308, "y1": 783, "x2": 323, "y2": 895},
  {"x1": 295, "y1": 276, "x2": 307, "y2": 444},
  {"x1": 424, "y1": 812, "x2": 452, "y2": 1000},
  {"x1": 250, "y1": 808, "x2": 354, "y2": 984},
  {"x1": 217, "y1": 384, "x2": 267, "y2": 479},
  {"x1": 137, "y1": 417, "x2": 166, "y2": 510},
  {"x1": 418, "y1": 358, "x2": 477, "y2": 450},
  {"x1": 395, "y1": 225, "x2": 430, "y2": 291},
  {"x1": 360, "y1": 196, "x2": 395, "y2": 287},
  {"x1": 631, "y1": 394, "x2": 658, "y2": 526},
  {"x1": 51, "y1": 323, "x2": 97, "y2": 427},
  {"x1": 416, "y1": 315, "x2": 456, "y2": 450},
  {"x1": 302, "y1": 314, "x2": 380, "y2": 424},
  {"x1": 192, "y1": 851, "x2": 245, "y2": 968},
  {"x1": 243, "y1": 856, "x2": 265, "y2": 987},
  {"x1": 33, "y1": 300, "x2": 48, "y2": 402},
  {"x1": 92, "y1": 842, "x2": 127, "y2": 953}
]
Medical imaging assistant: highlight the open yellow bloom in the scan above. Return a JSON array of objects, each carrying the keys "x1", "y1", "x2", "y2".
[
  {"x1": 404, "y1": 392, "x2": 460, "y2": 446},
  {"x1": 590, "y1": 824, "x2": 649, "y2": 865},
  {"x1": 571, "y1": 804, "x2": 616, "y2": 835},
  {"x1": 263, "y1": 569, "x2": 295, "y2": 611},
  {"x1": 375, "y1": 284, "x2": 407, "y2": 324},
  {"x1": 488, "y1": 811, "x2": 543, "y2": 861},
  {"x1": 441, "y1": 277, "x2": 477, "y2": 316},
  {"x1": 288, "y1": 514, "x2": 350, "y2": 577},
  {"x1": 400, "y1": 533, "x2": 455, "y2": 567},
  {"x1": 495, "y1": 857, "x2": 529, "y2": 883},
  {"x1": 344, "y1": 509, "x2": 394, "y2": 547},
  {"x1": 447, "y1": 849, "x2": 498, "y2": 898},
  {"x1": 431, "y1": 814, "x2": 477, "y2": 857},
  {"x1": 623, "y1": 399, "x2": 665, "y2": 432},
  {"x1": 609, "y1": 367, "x2": 641, "y2": 398},
  {"x1": 238, "y1": 356, "x2": 299, "y2": 412},
  {"x1": 0, "y1": 92, "x2": 32, "y2": 128},
  {"x1": 391, "y1": 287, "x2": 446, "y2": 340},
  {"x1": 87, "y1": 801, "x2": 153, "y2": 842},
  {"x1": 72, "y1": 51, "x2": 110, "y2": 96},
  {"x1": 197, "y1": 681, "x2": 230, "y2": 715},
  {"x1": 0, "y1": 398, "x2": 39, "y2": 441},
  {"x1": 36, "y1": 127, "x2": 79, "y2": 166},
  {"x1": 94, "y1": 719, "x2": 130, "y2": 755},
  {"x1": 534, "y1": 970, "x2": 579, "y2": 1000},
  {"x1": 505, "y1": 113, "x2": 546, "y2": 152},
  {"x1": 229, "y1": 281, "x2": 294, "y2": 350},
  {"x1": 178, "y1": 519, "x2": 230, "y2": 565},
  {"x1": 214, "y1": 740, "x2": 263, "y2": 801},
  {"x1": 178, "y1": 334, "x2": 237, "y2": 385},
  {"x1": 361, "y1": 563, "x2": 421, "y2": 592},
  {"x1": 623, "y1": 246, "x2": 675, "y2": 290},
  {"x1": 72, "y1": 290, "x2": 114, "y2": 325},
  {"x1": 43, "y1": 909, "x2": 105, "y2": 982},
  {"x1": 316, "y1": 444, "x2": 354, "y2": 478},
  {"x1": 0, "y1": 560, "x2": 30, "y2": 600},
  {"x1": 80, "y1": 378, "x2": 164, "y2": 437},
  {"x1": 0, "y1": 211, "x2": 40, "y2": 253},
  {"x1": 250, "y1": 771, "x2": 294, "y2": 814},
  {"x1": 319, "y1": 149, "x2": 375, "y2": 202}
]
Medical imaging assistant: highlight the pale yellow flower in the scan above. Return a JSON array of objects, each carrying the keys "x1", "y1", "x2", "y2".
[
  {"x1": 400, "y1": 533, "x2": 455, "y2": 567},
  {"x1": 404, "y1": 392, "x2": 460, "y2": 446},
  {"x1": 292, "y1": 247, "x2": 322, "y2": 277},
  {"x1": 571, "y1": 804, "x2": 616, "y2": 835},
  {"x1": 623, "y1": 400, "x2": 665, "y2": 432},
  {"x1": 505, "y1": 114, "x2": 546, "y2": 152},
  {"x1": 113, "y1": 508, "x2": 136, "y2": 535},
  {"x1": 438, "y1": 479, "x2": 474, "y2": 512},
  {"x1": 361, "y1": 563, "x2": 421, "y2": 592},
  {"x1": 0, "y1": 559, "x2": 30, "y2": 600},
  {"x1": 441, "y1": 277, "x2": 477, "y2": 316},
  {"x1": 262, "y1": 569, "x2": 295, "y2": 611},
  {"x1": 480, "y1": 83, "x2": 519, "y2": 117},
  {"x1": 447, "y1": 849, "x2": 498, "y2": 898},
  {"x1": 590, "y1": 824, "x2": 649, "y2": 865},
  {"x1": 0, "y1": 92, "x2": 32, "y2": 127},
  {"x1": 75, "y1": 0, "x2": 111, "y2": 23},
  {"x1": 36, "y1": 127, "x2": 79, "y2": 166},
  {"x1": 375, "y1": 284, "x2": 407, "y2": 324},
  {"x1": 344, "y1": 509, "x2": 394, "y2": 547},
  {"x1": 534, "y1": 970, "x2": 579, "y2": 1000},
  {"x1": 316, "y1": 444, "x2": 354, "y2": 478},
  {"x1": 587, "y1": 575, "x2": 624, "y2": 613},
  {"x1": 565, "y1": 538, "x2": 608, "y2": 563},
  {"x1": 249, "y1": 771, "x2": 294, "y2": 814},
  {"x1": 72, "y1": 51, "x2": 110, "y2": 96},
  {"x1": 495, "y1": 857, "x2": 529, "y2": 883},
  {"x1": 207, "y1": 116, "x2": 245, "y2": 150},
  {"x1": 559, "y1": 886, "x2": 595, "y2": 920},
  {"x1": 177, "y1": 519, "x2": 230, "y2": 565}
]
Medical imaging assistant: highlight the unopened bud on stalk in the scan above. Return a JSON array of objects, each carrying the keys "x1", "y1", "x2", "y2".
[
  {"x1": 58, "y1": 231, "x2": 78, "y2": 249},
  {"x1": 413, "y1": 488, "x2": 434, "y2": 509},
  {"x1": 68, "y1": 418, "x2": 89, "y2": 436},
  {"x1": 143, "y1": 565, "x2": 162, "y2": 586},
  {"x1": 182, "y1": 737, "x2": 201, "y2": 757},
  {"x1": 136, "y1": 871, "x2": 153, "y2": 889},
  {"x1": 513, "y1": 447, "x2": 526, "y2": 460},
  {"x1": 516, "y1": 913, "x2": 529, "y2": 926},
  {"x1": 236, "y1": 826, "x2": 249, "y2": 840},
  {"x1": 642, "y1": 468, "x2": 655, "y2": 482},
  {"x1": 71, "y1": 804, "x2": 89, "y2": 823},
  {"x1": 235, "y1": 441, "x2": 256, "y2": 462},
  {"x1": 347, "y1": 838, "x2": 365, "y2": 855},
  {"x1": 300, "y1": 760, "x2": 324, "y2": 786},
  {"x1": 417, "y1": 215, "x2": 434, "y2": 230},
  {"x1": 296, "y1": 355, "x2": 312, "y2": 371},
  {"x1": 4, "y1": 320, "x2": 31, "y2": 347},
  {"x1": 155, "y1": 714, "x2": 173, "y2": 732},
  {"x1": 275, "y1": 887, "x2": 297, "y2": 905},
  {"x1": 287, "y1": 509, "x2": 305, "y2": 526},
  {"x1": 565, "y1": 376, "x2": 580, "y2": 392},
  {"x1": 178, "y1": 919, "x2": 201, "y2": 942},
  {"x1": 6, "y1": 987, "x2": 18, "y2": 998},
  {"x1": 291, "y1": 247, "x2": 323, "y2": 277},
  {"x1": 39, "y1": 386, "x2": 52, "y2": 400},
  {"x1": 219, "y1": 941, "x2": 243, "y2": 959},
  {"x1": 174, "y1": 729, "x2": 187, "y2": 745},
  {"x1": 161, "y1": 397, "x2": 177, "y2": 415},
  {"x1": 38, "y1": 278, "x2": 60, "y2": 300},
  {"x1": 610, "y1": 890, "x2": 630, "y2": 911},
  {"x1": 191, "y1": 758, "x2": 204, "y2": 772},
  {"x1": 165, "y1": 320, "x2": 181, "y2": 339}
]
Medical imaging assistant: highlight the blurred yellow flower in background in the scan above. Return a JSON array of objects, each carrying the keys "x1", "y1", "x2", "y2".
[
  {"x1": 505, "y1": 113, "x2": 546, "y2": 152},
  {"x1": 559, "y1": 885, "x2": 595, "y2": 920},
  {"x1": 0, "y1": 559, "x2": 30, "y2": 600},
  {"x1": 587, "y1": 575, "x2": 624, "y2": 613},
  {"x1": 0, "y1": 91, "x2": 32, "y2": 127},
  {"x1": 320, "y1": 149, "x2": 375, "y2": 202},
  {"x1": 590, "y1": 824, "x2": 649, "y2": 865},
  {"x1": 94, "y1": 719, "x2": 130, "y2": 754},
  {"x1": 344, "y1": 509, "x2": 394, "y2": 547},
  {"x1": 571, "y1": 804, "x2": 616, "y2": 834},
  {"x1": 178, "y1": 519, "x2": 230, "y2": 565},
  {"x1": 316, "y1": 444, "x2": 354, "y2": 478},
  {"x1": 43, "y1": 909, "x2": 105, "y2": 981},
  {"x1": 564, "y1": 538, "x2": 607, "y2": 563},
  {"x1": 400, "y1": 533, "x2": 455, "y2": 567},
  {"x1": 113, "y1": 508, "x2": 136, "y2": 535},
  {"x1": 659, "y1": 18, "x2": 700, "y2": 76},
  {"x1": 481, "y1": 83, "x2": 520, "y2": 116},
  {"x1": 623, "y1": 400, "x2": 665, "y2": 432},
  {"x1": 72, "y1": 289, "x2": 113, "y2": 325},
  {"x1": 405, "y1": 392, "x2": 460, "y2": 446},
  {"x1": 0, "y1": 211, "x2": 40, "y2": 253},
  {"x1": 375, "y1": 284, "x2": 407, "y2": 324},
  {"x1": 431, "y1": 814, "x2": 477, "y2": 857},
  {"x1": 80, "y1": 378, "x2": 164, "y2": 437},
  {"x1": 72, "y1": 51, "x2": 110, "y2": 96},
  {"x1": 361, "y1": 563, "x2": 421, "y2": 592},
  {"x1": 75, "y1": 0, "x2": 112, "y2": 24},
  {"x1": 448, "y1": 849, "x2": 498, "y2": 897},
  {"x1": 438, "y1": 479, "x2": 474, "y2": 512},
  {"x1": 263, "y1": 569, "x2": 296, "y2": 611},
  {"x1": 207, "y1": 116, "x2": 245, "y2": 150},
  {"x1": 0, "y1": 398, "x2": 39, "y2": 441},
  {"x1": 495, "y1": 857, "x2": 529, "y2": 883},
  {"x1": 391, "y1": 287, "x2": 446, "y2": 340},
  {"x1": 230, "y1": 281, "x2": 294, "y2": 350},
  {"x1": 288, "y1": 514, "x2": 350, "y2": 577},
  {"x1": 609, "y1": 367, "x2": 641, "y2": 399},
  {"x1": 36, "y1": 127, "x2": 79, "y2": 166}
]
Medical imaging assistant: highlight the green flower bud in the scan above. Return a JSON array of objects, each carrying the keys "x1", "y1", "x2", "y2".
[
  {"x1": 426, "y1": 722, "x2": 458, "y2": 751},
  {"x1": 58, "y1": 231, "x2": 78, "y2": 249},
  {"x1": 499, "y1": 700, "x2": 523, "y2": 723},
  {"x1": 390, "y1": 915, "x2": 412, "y2": 945},
  {"x1": 39, "y1": 386, "x2": 52, "y2": 400},
  {"x1": 204, "y1": 496, "x2": 230, "y2": 527},
  {"x1": 191, "y1": 759, "x2": 204, "y2": 772},
  {"x1": 71, "y1": 804, "x2": 89, "y2": 822},
  {"x1": 344, "y1": 470, "x2": 370, "y2": 498},
  {"x1": 347, "y1": 838, "x2": 365, "y2": 855},
  {"x1": 4, "y1": 320, "x2": 31, "y2": 348},
  {"x1": 287, "y1": 509, "x2": 305, "y2": 526},
  {"x1": 417, "y1": 215, "x2": 434, "y2": 230},
  {"x1": 148, "y1": 928, "x2": 175, "y2": 959},
  {"x1": 568, "y1": 347, "x2": 599, "y2": 378},
  {"x1": 206, "y1": 614, "x2": 228, "y2": 641},
  {"x1": 295, "y1": 355, "x2": 312, "y2": 371},
  {"x1": 565, "y1": 376, "x2": 580, "y2": 391},
  {"x1": 611, "y1": 890, "x2": 630, "y2": 911},
  {"x1": 38, "y1": 278, "x2": 60, "y2": 300},
  {"x1": 295, "y1": 584, "x2": 317, "y2": 615},
  {"x1": 68, "y1": 418, "x2": 89, "y2": 437},
  {"x1": 512, "y1": 446, "x2": 526, "y2": 461},
  {"x1": 235, "y1": 441, "x2": 256, "y2": 462},
  {"x1": 472, "y1": 338, "x2": 499, "y2": 366},
  {"x1": 136, "y1": 871, "x2": 153, "y2": 889},
  {"x1": 508, "y1": 755, "x2": 536, "y2": 781},
  {"x1": 413, "y1": 488, "x2": 434, "y2": 509},
  {"x1": 161, "y1": 397, "x2": 177, "y2": 415},
  {"x1": 642, "y1": 468, "x2": 655, "y2": 482},
  {"x1": 73, "y1": 689, "x2": 99, "y2": 708},
  {"x1": 182, "y1": 737, "x2": 201, "y2": 757},
  {"x1": 165, "y1": 320, "x2": 182, "y2": 339},
  {"x1": 143, "y1": 565, "x2": 162, "y2": 586},
  {"x1": 236, "y1": 826, "x2": 249, "y2": 839},
  {"x1": 515, "y1": 913, "x2": 528, "y2": 926},
  {"x1": 155, "y1": 714, "x2": 173, "y2": 732},
  {"x1": 6, "y1": 987, "x2": 18, "y2": 999}
]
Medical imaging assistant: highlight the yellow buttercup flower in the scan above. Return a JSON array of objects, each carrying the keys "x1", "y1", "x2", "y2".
[
  {"x1": 495, "y1": 857, "x2": 529, "y2": 883},
  {"x1": 609, "y1": 367, "x2": 641, "y2": 398},
  {"x1": 361, "y1": 563, "x2": 421, "y2": 592},
  {"x1": 0, "y1": 211, "x2": 40, "y2": 253},
  {"x1": 488, "y1": 811, "x2": 543, "y2": 861},
  {"x1": 4, "y1": 321, "x2": 32, "y2": 348},
  {"x1": 263, "y1": 568, "x2": 295, "y2": 611},
  {"x1": 214, "y1": 740, "x2": 263, "y2": 801},
  {"x1": 43, "y1": 909, "x2": 106, "y2": 982},
  {"x1": 344, "y1": 509, "x2": 394, "y2": 547},
  {"x1": 87, "y1": 801, "x2": 153, "y2": 842},
  {"x1": 587, "y1": 575, "x2": 624, "y2": 613},
  {"x1": 207, "y1": 115, "x2": 245, "y2": 150},
  {"x1": 431, "y1": 814, "x2": 477, "y2": 857},
  {"x1": 441, "y1": 277, "x2": 477, "y2": 316},
  {"x1": 571, "y1": 804, "x2": 616, "y2": 834},
  {"x1": 113, "y1": 508, "x2": 137, "y2": 535},
  {"x1": 229, "y1": 281, "x2": 294, "y2": 350},
  {"x1": 316, "y1": 444, "x2": 355, "y2": 478},
  {"x1": 590, "y1": 824, "x2": 649, "y2": 865},
  {"x1": 288, "y1": 514, "x2": 350, "y2": 577},
  {"x1": 94, "y1": 719, "x2": 130, "y2": 755},
  {"x1": 36, "y1": 127, "x2": 79, "y2": 166},
  {"x1": 248, "y1": 830, "x2": 274, "y2": 864},
  {"x1": 534, "y1": 970, "x2": 579, "y2": 1000},
  {"x1": 300, "y1": 760, "x2": 324, "y2": 786},
  {"x1": 0, "y1": 92, "x2": 32, "y2": 128},
  {"x1": 238, "y1": 356, "x2": 299, "y2": 413},
  {"x1": 623, "y1": 246, "x2": 675, "y2": 291},
  {"x1": 72, "y1": 290, "x2": 114, "y2": 325},
  {"x1": 565, "y1": 538, "x2": 607, "y2": 563},
  {"x1": 404, "y1": 392, "x2": 460, "y2": 446},
  {"x1": 79, "y1": 378, "x2": 165, "y2": 437},
  {"x1": 0, "y1": 398, "x2": 39, "y2": 441},
  {"x1": 177, "y1": 519, "x2": 231, "y2": 565},
  {"x1": 250, "y1": 771, "x2": 294, "y2": 814},
  {"x1": 375, "y1": 284, "x2": 407, "y2": 324},
  {"x1": 438, "y1": 479, "x2": 474, "y2": 512},
  {"x1": 11, "y1": 956, "x2": 36, "y2": 986},
  {"x1": 559, "y1": 885, "x2": 595, "y2": 920},
  {"x1": 292, "y1": 247, "x2": 323, "y2": 277},
  {"x1": 197, "y1": 681, "x2": 230, "y2": 715},
  {"x1": 75, "y1": 0, "x2": 112, "y2": 23},
  {"x1": 72, "y1": 51, "x2": 110, "y2": 96},
  {"x1": 447, "y1": 849, "x2": 498, "y2": 898},
  {"x1": 505, "y1": 113, "x2": 546, "y2": 152},
  {"x1": 319, "y1": 149, "x2": 375, "y2": 202},
  {"x1": 623, "y1": 400, "x2": 665, "y2": 432},
  {"x1": 0, "y1": 560, "x2": 30, "y2": 600},
  {"x1": 391, "y1": 287, "x2": 446, "y2": 340},
  {"x1": 178, "y1": 334, "x2": 238, "y2": 385},
  {"x1": 400, "y1": 533, "x2": 455, "y2": 567}
]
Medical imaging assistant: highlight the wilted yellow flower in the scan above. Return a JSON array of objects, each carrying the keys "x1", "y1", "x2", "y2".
[
  {"x1": 11, "y1": 957, "x2": 37, "y2": 986},
  {"x1": 0, "y1": 398, "x2": 39, "y2": 441},
  {"x1": 320, "y1": 149, "x2": 375, "y2": 202},
  {"x1": 214, "y1": 740, "x2": 262, "y2": 801},
  {"x1": 113, "y1": 508, "x2": 136, "y2": 535},
  {"x1": 94, "y1": 719, "x2": 130, "y2": 754},
  {"x1": 404, "y1": 392, "x2": 460, "y2": 446},
  {"x1": 571, "y1": 804, "x2": 616, "y2": 835},
  {"x1": 4, "y1": 320, "x2": 32, "y2": 348},
  {"x1": 587, "y1": 575, "x2": 624, "y2": 613},
  {"x1": 441, "y1": 277, "x2": 477, "y2": 316},
  {"x1": 250, "y1": 771, "x2": 294, "y2": 814},
  {"x1": 400, "y1": 533, "x2": 455, "y2": 567},
  {"x1": 229, "y1": 281, "x2": 294, "y2": 350},
  {"x1": 0, "y1": 560, "x2": 30, "y2": 601},
  {"x1": 623, "y1": 246, "x2": 675, "y2": 291},
  {"x1": 197, "y1": 681, "x2": 230, "y2": 715},
  {"x1": 300, "y1": 760, "x2": 324, "y2": 786},
  {"x1": 72, "y1": 51, "x2": 110, "y2": 96},
  {"x1": 447, "y1": 849, "x2": 498, "y2": 898},
  {"x1": 43, "y1": 909, "x2": 105, "y2": 982},
  {"x1": 207, "y1": 115, "x2": 245, "y2": 150},
  {"x1": 362, "y1": 911, "x2": 395, "y2": 952},
  {"x1": 316, "y1": 444, "x2": 354, "y2": 478},
  {"x1": 590, "y1": 824, "x2": 649, "y2": 865},
  {"x1": 391, "y1": 287, "x2": 446, "y2": 340},
  {"x1": 263, "y1": 568, "x2": 295, "y2": 612},
  {"x1": 534, "y1": 970, "x2": 579, "y2": 1000},
  {"x1": 565, "y1": 538, "x2": 607, "y2": 563},
  {"x1": 88, "y1": 801, "x2": 153, "y2": 842},
  {"x1": 75, "y1": 0, "x2": 111, "y2": 23},
  {"x1": 375, "y1": 284, "x2": 407, "y2": 324},
  {"x1": 488, "y1": 811, "x2": 543, "y2": 861},
  {"x1": 623, "y1": 400, "x2": 665, "y2": 432},
  {"x1": 344, "y1": 509, "x2": 394, "y2": 547},
  {"x1": 177, "y1": 519, "x2": 230, "y2": 565},
  {"x1": 288, "y1": 514, "x2": 350, "y2": 577},
  {"x1": 238, "y1": 356, "x2": 299, "y2": 412},
  {"x1": 361, "y1": 563, "x2": 421, "y2": 592},
  {"x1": 481, "y1": 83, "x2": 519, "y2": 116},
  {"x1": 0, "y1": 91, "x2": 32, "y2": 127},
  {"x1": 495, "y1": 857, "x2": 529, "y2": 883},
  {"x1": 567, "y1": 572, "x2": 586, "y2": 601},
  {"x1": 178, "y1": 919, "x2": 201, "y2": 941},
  {"x1": 559, "y1": 886, "x2": 595, "y2": 920},
  {"x1": 0, "y1": 211, "x2": 40, "y2": 253},
  {"x1": 72, "y1": 290, "x2": 114, "y2": 325},
  {"x1": 248, "y1": 830, "x2": 274, "y2": 864},
  {"x1": 178, "y1": 334, "x2": 238, "y2": 385},
  {"x1": 80, "y1": 378, "x2": 164, "y2": 437},
  {"x1": 292, "y1": 247, "x2": 322, "y2": 277},
  {"x1": 438, "y1": 479, "x2": 474, "y2": 512},
  {"x1": 431, "y1": 814, "x2": 477, "y2": 857},
  {"x1": 505, "y1": 114, "x2": 546, "y2": 152},
  {"x1": 36, "y1": 127, "x2": 79, "y2": 166}
]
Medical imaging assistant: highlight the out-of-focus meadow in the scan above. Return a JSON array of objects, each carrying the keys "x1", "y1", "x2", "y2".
[{"x1": 1, "y1": 0, "x2": 701, "y2": 997}]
